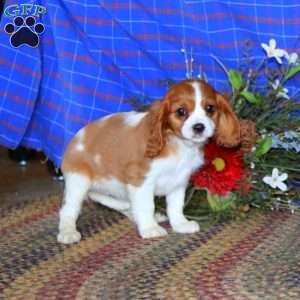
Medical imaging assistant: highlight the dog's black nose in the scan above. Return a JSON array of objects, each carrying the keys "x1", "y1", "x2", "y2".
[{"x1": 193, "y1": 123, "x2": 205, "y2": 134}]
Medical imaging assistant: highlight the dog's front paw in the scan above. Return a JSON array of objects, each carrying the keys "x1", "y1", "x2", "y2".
[
  {"x1": 57, "y1": 229, "x2": 81, "y2": 244},
  {"x1": 139, "y1": 225, "x2": 168, "y2": 239},
  {"x1": 172, "y1": 220, "x2": 200, "y2": 234}
]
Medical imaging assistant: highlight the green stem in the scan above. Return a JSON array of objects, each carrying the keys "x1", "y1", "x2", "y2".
[
  {"x1": 261, "y1": 164, "x2": 300, "y2": 172},
  {"x1": 256, "y1": 58, "x2": 267, "y2": 72},
  {"x1": 207, "y1": 192, "x2": 220, "y2": 211},
  {"x1": 210, "y1": 54, "x2": 229, "y2": 76}
]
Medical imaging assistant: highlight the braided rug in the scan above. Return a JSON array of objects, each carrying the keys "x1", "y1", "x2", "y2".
[{"x1": 1, "y1": 194, "x2": 300, "y2": 300}]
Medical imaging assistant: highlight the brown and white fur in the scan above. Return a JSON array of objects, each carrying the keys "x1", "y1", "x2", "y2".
[{"x1": 57, "y1": 80, "x2": 240, "y2": 244}]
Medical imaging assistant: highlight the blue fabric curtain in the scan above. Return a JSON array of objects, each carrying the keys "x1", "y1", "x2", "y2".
[{"x1": 0, "y1": 0, "x2": 299, "y2": 166}]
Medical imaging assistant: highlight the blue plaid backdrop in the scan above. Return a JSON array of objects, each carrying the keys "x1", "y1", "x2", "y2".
[{"x1": 0, "y1": 0, "x2": 299, "y2": 166}]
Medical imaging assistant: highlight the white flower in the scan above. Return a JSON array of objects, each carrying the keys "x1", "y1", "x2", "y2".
[
  {"x1": 271, "y1": 80, "x2": 289, "y2": 99},
  {"x1": 286, "y1": 52, "x2": 298, "y2": 65},
  {"x1": 261, "y1": 39, "x2": 288, "y2": 64},
  {"x1": 277, "y1": 89, "x2": 289, "y2": 99},
  {"x1": 263, "y1": 168, "x2": 288, "y2": 191},
  {"x1": 271, "y1": 79, "x2": 280, "y2": 90}
]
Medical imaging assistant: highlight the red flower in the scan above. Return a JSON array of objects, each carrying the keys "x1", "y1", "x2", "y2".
[{"x1": 191, "y1": 142, "x2": 244, "y2": 196}]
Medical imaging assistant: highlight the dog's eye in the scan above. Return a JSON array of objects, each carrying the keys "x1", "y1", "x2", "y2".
[
  {"x1": 176, "y1": 107, "x2": 188, "y2": 118},
  {"x1": 206, "y1": 105, "x2": 215, "y2": 114}
]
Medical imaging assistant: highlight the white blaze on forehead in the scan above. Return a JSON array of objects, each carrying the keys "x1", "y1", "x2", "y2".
[
  {"x1": 180, "y1": 81, "x2": 215, "y2": 143},
  {"x1": 191, "y1": 81, "x2": 203, "y2": 108},
  {"x1": 123, "y1": 112, "x2": 147, "y2": 127},
  {"x1": 189, "y1": 81, "x2": 205, "y2": 118}
]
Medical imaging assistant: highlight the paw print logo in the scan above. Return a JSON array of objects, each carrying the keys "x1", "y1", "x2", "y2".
[{"x1": 4, "y1": 16, "x2": 45, "y2": 48}]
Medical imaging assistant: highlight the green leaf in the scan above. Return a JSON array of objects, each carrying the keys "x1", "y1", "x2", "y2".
[
  {"x1": 228, "y1": 69, "x2": 243, "y2": 90},
  {"x1": 284, "y1": 65, "x2": 300, "y2": 81},
  {"x1": 207, "y1": 192, "x2": 220, "y2": 211},
  {"x1": 207, "y1": 192, "x2": 236, "y2": 212},
  {"x1": 222, "y1": 198, "x2": 235, "y2": 210},
  {"x1": 255, "y1": 93, "x2": 264, "y2": 105},
  {"x1": 255, "y1": 136, "x2": 273, "y2": 157},
  {"x1": 240, "y1": 90, "x2": 262, "y2": 105}
]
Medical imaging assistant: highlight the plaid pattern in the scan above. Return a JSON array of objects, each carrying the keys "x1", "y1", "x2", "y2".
[{"x1": 0, "y1": 0, "x2": 299, "y2": 166}]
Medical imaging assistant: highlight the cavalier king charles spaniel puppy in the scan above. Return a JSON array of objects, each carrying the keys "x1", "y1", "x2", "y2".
[{"x1": 58, "y1": 79, "x2": 240, "y2": 244}]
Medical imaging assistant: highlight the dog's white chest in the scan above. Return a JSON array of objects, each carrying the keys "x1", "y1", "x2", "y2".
[{"x1": 150, "y1": 141, "x2": 204, "y2": 196}]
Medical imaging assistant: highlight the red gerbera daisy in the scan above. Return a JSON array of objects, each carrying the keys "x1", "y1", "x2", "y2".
[{"x1": 191, "y1": 142, "x2": 244, "y2": 197}]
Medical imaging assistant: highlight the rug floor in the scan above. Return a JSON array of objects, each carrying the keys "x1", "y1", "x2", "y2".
[{"x1": 1, "y1": 193, "x2": 300, "y2": 300}]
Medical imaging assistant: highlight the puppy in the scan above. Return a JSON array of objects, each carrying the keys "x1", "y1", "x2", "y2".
[{"x1": 57, "y1": 80, "x2": 240, "y2": 244}]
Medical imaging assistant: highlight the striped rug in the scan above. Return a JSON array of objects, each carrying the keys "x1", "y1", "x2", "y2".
[{"x1": 1, "y1": 194, "x2": 300, "y2": 299}]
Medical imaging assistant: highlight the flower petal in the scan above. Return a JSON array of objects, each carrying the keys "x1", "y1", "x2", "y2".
[
  {"x1": 277, "y1": 91, "x2": 289, "y2": 99},
  {"x1": 277, "y1": 181, "x2": 288, "y2": 191},
  {"x1": 263, "y1": 176, "x2": 276, "y2": 188},
  {"x1": 269, "y1": 39, "x2": 276, "y2": 49},
  {"x1": 281, "y1": 142, "x2": 290, "y2": 150},
  {"x1": 272, "y1": 79, "x2": 280, "y2": 89},
  {"x1": 274, "y1": 55, "x2": 283, "y2": 64},
  {"x1": 275, "y1": 49, "x2": 288, "y2": 58},
  {"x1": 294, "y1": 144, "x2": 300, "y2": 152},
  {"x1": 272, "y1": 168, "x2": 279, "y2": 177},
  {"x1": 261, "y1": 43, "x2": 270, "y2": 55},
  {"x1": 279, "y1": 173, "x2": 288, "y2": 181},
  {"x1": 288, "y1": 52, "x2": 298, "y2": 64}
]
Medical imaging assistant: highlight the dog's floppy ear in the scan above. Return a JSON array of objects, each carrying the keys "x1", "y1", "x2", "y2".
[
  {"x1": 145, "y1": 100, "x2": 169, "y2": 158},
  {"x1": 214, "y1": 93, "x2": 241, "y2": 147}
]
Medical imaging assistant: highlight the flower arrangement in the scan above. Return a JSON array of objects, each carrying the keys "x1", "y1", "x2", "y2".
[
  {"x1": 185, "y1": 38, "x2": 300, "y2": 220},
  {"x1": 131, "y1": 39, "x2": 300, "y2": 220}
]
